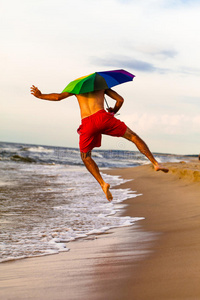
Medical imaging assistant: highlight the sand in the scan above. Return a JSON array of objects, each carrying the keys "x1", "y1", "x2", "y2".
[{"x1": 0, "y1": 160, "x2": 200, "y2": 300}]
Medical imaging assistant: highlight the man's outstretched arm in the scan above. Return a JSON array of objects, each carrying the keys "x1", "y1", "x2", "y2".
[
  {"x1": 30, "y1": 85, "x2": 73, "y2": 101},
  {"x1": 105, "y1": 89, "x2": 124, "y2": 114}
]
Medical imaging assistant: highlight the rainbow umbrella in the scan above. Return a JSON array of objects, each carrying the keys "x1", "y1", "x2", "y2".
[{"x1": 62, "y1": 69, "x2": 135, "y2": 94}]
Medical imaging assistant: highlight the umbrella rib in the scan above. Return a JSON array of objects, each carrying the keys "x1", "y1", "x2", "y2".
[{"x1": 104, "y1": 97, "x2": 109, "y2": 109}]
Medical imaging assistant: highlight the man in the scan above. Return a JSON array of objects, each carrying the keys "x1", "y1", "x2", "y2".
[{"x1": 30, "y1": 85, "x2": 168, "y2": 201}]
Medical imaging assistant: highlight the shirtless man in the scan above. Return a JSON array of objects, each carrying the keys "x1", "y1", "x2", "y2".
[{"x1": 30, "y1": 85, "x2": 168, "y2": 201}]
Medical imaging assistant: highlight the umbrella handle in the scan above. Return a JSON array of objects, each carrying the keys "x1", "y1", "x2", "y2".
[
  {"x1": 104, "y1": 96, "x2": 109, "y2": 109},
  {"x1": 104, "y1": 96, "x2": 120, "y2": 116}
]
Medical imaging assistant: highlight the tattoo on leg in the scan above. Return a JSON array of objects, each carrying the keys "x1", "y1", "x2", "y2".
[{"x1": 81, "y1": 151, "x2": 91, "y2": 160}]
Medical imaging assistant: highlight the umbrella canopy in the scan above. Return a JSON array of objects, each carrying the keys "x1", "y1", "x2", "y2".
[{"x1": 62, "y1": 69, "x2": 135, "y2": 94}]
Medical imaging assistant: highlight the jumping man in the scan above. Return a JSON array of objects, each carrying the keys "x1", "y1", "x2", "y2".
[{"x1": 30, "y1": 86, "x2": 169, "y2": 201}]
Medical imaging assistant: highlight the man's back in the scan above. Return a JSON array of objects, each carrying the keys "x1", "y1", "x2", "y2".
[{"x1": 76, "y1": 90, "x2": 105, "y2": 119}]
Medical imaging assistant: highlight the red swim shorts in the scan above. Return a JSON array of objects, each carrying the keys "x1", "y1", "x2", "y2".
[{"x1": 77, "y1": 109, "x2": 127, "y2": 153}]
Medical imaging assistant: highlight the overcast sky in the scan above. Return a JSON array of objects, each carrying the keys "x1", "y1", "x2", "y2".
[{"x1": 1, "y1": 0, "x2": 200, "y2": 154}]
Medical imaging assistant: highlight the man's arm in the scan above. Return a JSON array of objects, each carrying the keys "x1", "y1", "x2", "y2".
[
  {"x1": 105, "y1": 89, "x2": 124, "y2": 114},
  {"x1": 30, "y1": 85, "x2": 73, "y2": 101}
]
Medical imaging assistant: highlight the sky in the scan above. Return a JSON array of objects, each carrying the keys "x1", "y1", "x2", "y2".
[{"x1": 1, "y1": 0, "x2": 200, "y2": 155}]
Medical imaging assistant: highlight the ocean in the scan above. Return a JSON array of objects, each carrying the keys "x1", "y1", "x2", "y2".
[{"x1": 0, "y1": 141, "x2": 193, "y2": 263}]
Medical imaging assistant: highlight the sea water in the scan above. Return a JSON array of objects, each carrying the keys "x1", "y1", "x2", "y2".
[{"x1": 0, "y1": 142, "x2": 193, "y2": 263}]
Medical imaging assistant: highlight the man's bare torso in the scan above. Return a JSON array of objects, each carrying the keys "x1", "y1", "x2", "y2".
[{"x1": 76, "y1": 90, "x2": 105, "y2": 119}]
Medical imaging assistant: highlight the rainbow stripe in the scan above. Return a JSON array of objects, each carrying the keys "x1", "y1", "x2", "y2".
[{"x1": 62, "y1": 69, "x2": 135, "y2": 94}]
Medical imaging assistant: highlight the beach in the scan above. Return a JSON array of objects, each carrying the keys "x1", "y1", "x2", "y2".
[{"x1": 0, "y1": 160, "x2": 200, "y2": 300}]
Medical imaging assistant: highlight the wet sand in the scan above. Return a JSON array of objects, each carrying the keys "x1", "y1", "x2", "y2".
[{"x1": 0, "y1": 160, "x2": 200, "y2": 300}]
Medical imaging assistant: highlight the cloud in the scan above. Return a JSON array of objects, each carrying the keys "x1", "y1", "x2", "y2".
[
  {"x1": 115, "y1": 0, "x2": 134, "y2": 3},
  {"x1": 123, "y1": 42, "x2": 179, "y2": 61},
  {"x1": 178, "y1": 66, "x2": 200, "y2": 76},
  {"x1": 115, "y1": 0, "x2": 200, "y2": 7},
  {"x1": 123, "y1": 112, "x2": 200, "y2": 135},
  {"x1": 150, "y1": 49, "x2": 178, "y2": 59},
  {"x1": 129, "y1": 45, "x2": 178, "y2": 60},
  {"x1": 180, "y1": 96, "x2": 200, "y2": 105},
  {"x1": 92, "y1": 54, "x2": 200, "y2": 76},
  {"x1": 91, "y1": 56, "x2": 169, "y2": 73},
  {"x1": 162, "y1": 0, "x2": 200, "y2": 8}
]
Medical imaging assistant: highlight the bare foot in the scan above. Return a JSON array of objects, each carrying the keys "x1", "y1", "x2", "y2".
[
  {"x1": 154, "y1": 164, "x2": 169, "y2": 173},
  {"x1": 102, "y1": 183, "x2": 113, "y2": 202}
]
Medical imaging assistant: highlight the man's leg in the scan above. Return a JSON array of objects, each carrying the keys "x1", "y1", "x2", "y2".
[
  {"x1": 81, "y1": 151, "x2": 113, "y2": 201},
  {"x1": 123, "y1": 127, "x2": 169, "y2": 172}
]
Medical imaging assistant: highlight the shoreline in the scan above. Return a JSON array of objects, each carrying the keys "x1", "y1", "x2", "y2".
[
  {"x1": 1, "y1": 161, "x2": 200, "y2": 299},
  {"x1": 105, "y1": 160, "x2": 200, "y2": 299}
]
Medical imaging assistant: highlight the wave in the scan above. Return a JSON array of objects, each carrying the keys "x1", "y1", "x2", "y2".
[
  {"x1": 10, "y1": 154, "x2": 84, "y2": 166},
  {"x1": 1, "y1": 141, "x2": 193, "y2": 169},
  {"x1": 11, "y1": 155, "x2": 36, "y2": 163},
  {"x1": 92, "y1": 151, "x2": 103, "y2": 158},
  {"x1": 21, "y1": 146, "x2": 54, "y2": 153}
]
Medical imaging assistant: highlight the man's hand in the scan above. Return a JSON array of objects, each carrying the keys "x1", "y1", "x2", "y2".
[
  {"x1": 30, "y1": 85, "x2": 42, "y2": 98},
  {"x1": 106, "y1": 107, "x2": 115, "y2": 114},
  {"x1": 30, "y1": 85, "x2": 73, "y2": 101},
  {"x1": 105, "y1": 89, "x2": 124, "y2": 114}
]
